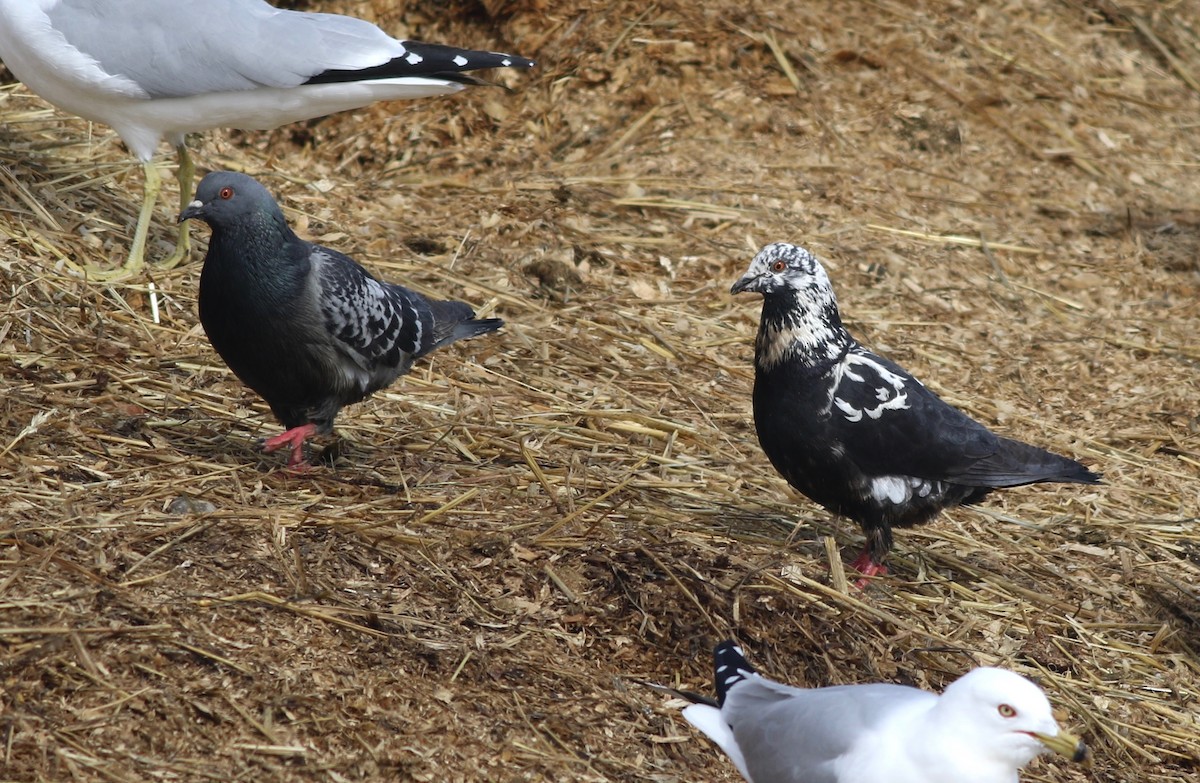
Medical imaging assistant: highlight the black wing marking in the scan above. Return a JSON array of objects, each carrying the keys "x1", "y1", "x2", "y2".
[{"x1": 829, "y1": 347, "x2": 1008, "y2": 483}]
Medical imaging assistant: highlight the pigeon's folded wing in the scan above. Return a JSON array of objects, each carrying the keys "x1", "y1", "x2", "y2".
[
  {"x1": 310, "y1": 246, "x2": 431, "y2": 371},
  {"x1": 828, "y1": 349, "x2": 1009, "y2": 484}
]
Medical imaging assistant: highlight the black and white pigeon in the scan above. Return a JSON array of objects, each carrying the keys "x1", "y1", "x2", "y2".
[
  {"x1": 179, "y1": 171, "x2": 502, "y2": 469},
  {"x1": 673, "y1": 640, "x2": 1087, "y2": 783},
  {"x1": 731, "y1": 242, "x2": 1100, "y2": 583},
  {"x1": 0, "y1": 0, "x2": 535, "y2": 277}
]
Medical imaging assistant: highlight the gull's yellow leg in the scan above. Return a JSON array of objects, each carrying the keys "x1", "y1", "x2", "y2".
[
  {"x1": 158, "y1": 143, "x2": 194, "y2": 270},
  {"x1": 126, "y1": 158, "x2": 161, "y2": 275},
  {"x1": 76, "y1": 158, "x2": 160, "y2": 280}
]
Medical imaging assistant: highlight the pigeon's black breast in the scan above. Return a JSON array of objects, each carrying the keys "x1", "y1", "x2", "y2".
[
  {"x1": 753, "y1": 353, "x2": 892, "y2": 521},
  {"x1": 199, "y1": 232, "x2": 342, "y2": 431}
]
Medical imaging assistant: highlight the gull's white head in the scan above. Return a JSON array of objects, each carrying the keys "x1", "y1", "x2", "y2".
[{"x1": 936, "y1": 667, "x2": 1087, "y2": 773}]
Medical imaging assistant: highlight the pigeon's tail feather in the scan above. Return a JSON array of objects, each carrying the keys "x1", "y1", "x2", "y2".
[
  {"x1": 449, "y1": 317, "x2": 504, "y2": 345},
  {"x1": 956, "y1": 437, "x2": 1101, "y2": 488},
  {"x1": 712, "y1": 640, "x2": 756, "y2": 708},
  {"x1": 427, "y1": 298, "x2": 475, "y2": 325},
  {"x1": 425, "y1": 298, "x2": 503, "y2": 353}
]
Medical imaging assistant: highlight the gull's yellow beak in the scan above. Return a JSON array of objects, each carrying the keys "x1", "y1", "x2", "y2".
[{"x1": 1032, "y1": 729, "x2": 1089, "y2": 763}]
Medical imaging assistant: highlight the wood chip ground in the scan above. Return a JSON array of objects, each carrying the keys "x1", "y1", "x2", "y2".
[{"x1": 1, "y1": 1, "x2": 1197, "y2": 781}]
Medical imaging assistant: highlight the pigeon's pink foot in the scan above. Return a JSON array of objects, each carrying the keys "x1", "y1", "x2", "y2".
[
  {"x1": 848, "y1": 548, "x2": 888, "y2": 589},
  {"x1": 262, "y1": 423, "x2": 318, "y2": 469}
]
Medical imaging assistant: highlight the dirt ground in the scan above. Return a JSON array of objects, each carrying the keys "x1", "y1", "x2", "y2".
[{"x1": 2, "y1": 0, "x2": 1199, "y2": 781}]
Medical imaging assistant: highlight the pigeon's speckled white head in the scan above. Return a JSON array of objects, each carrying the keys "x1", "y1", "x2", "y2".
[
  {"x1": 731, "y1": 242, "x2": 833, "y2": 297},
  {"x1": 732, "y1": 242, "x2": 850, "y2": 371}
]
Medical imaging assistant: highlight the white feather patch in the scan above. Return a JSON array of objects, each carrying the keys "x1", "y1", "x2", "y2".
[
  {"x1": 869, "y1": 475, "x2": 936, "y2": 504},
  {"x1": 682, "y1": 704, "x2": 753, "y2": 783},
  {"x1": 758, "y1": 318, "x2": 843, "y2": 370},
  {"x1": 832, "y1": 353, "x2": 911, "y2": 422}
]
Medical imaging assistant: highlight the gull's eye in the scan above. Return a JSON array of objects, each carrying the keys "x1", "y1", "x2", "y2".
[
  {"x1": 998, "y1": 704, "x2": 1017, "y2": 718},
  {"x1": 771, "y1": 259, "x2": 787, "y2": 273},
  {"x1": 219, "y1": 186, "x2": 234, "y2": 200}
]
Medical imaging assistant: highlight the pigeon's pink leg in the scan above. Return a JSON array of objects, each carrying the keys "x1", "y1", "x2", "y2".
[
  {"x1": 848, "y1": 547, "x2": 888, "y2": 589},
  {"x1": 262, "y1": 423, "x2": 318, "y2": 469}
]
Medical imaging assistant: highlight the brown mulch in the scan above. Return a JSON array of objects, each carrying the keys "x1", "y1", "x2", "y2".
[{"x1": 2, "y1": 1, "x2": 1198, "y2": 781}]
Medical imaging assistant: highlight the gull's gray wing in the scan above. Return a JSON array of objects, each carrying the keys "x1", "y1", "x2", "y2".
[
  {"x1": 46, "y1": 0, "x2": 412, "y2": 99},
  {"x1": 726, "y1": 678, "x2": 935, "y2": 783}
]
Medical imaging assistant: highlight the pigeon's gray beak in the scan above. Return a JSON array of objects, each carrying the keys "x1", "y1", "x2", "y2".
[
  {"x1": 730, "y1": 272, "x2": 762, "y2": 295},
  {"x1": 1032, "y1": 728, "x2": 1089, "y2": 764},
  {"x1": 178, "y1": 199, "x2": 205, "y2": 224}
]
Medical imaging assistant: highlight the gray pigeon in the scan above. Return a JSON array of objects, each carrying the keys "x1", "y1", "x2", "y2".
[
  {"x1": 179, "y1": 170, "x2": 502, "y2": 469},
  {"x1": 0, "y1": 0, "x2": 535, "y2": 277},
  {"x1": 675, "y1": 640, "x2": 1087, "y2": 783}
]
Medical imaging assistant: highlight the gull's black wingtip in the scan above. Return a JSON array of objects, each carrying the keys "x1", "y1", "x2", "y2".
[
  {"x1": 712, "y1": 640, "x2": 755, "y2": 707},
  {"x1": 306, "y1": 44, "x2": 536, "y2": 87}
]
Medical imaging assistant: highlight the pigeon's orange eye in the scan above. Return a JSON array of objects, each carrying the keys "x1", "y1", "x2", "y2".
[
  {"x1": 771, "y1": 260, "x2": 787, "y2": 272},
  {"x1": 219, "y1": 187, "x2": 234, "y2": 200},
  {"x1": 998, "y1": 704, "x2": 1017, "y2": 718}
]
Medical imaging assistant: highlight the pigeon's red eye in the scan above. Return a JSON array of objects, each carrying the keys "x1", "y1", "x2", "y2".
[
  {"x1": 219, "y1": 187, "x2": 234, "y2": 200},
  {"x1": 771, "y1": 260, "x2": 787, "y2": 272},
  {"x1": 998, "y1": 704, "x2": 1017, "y2": 718}
]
